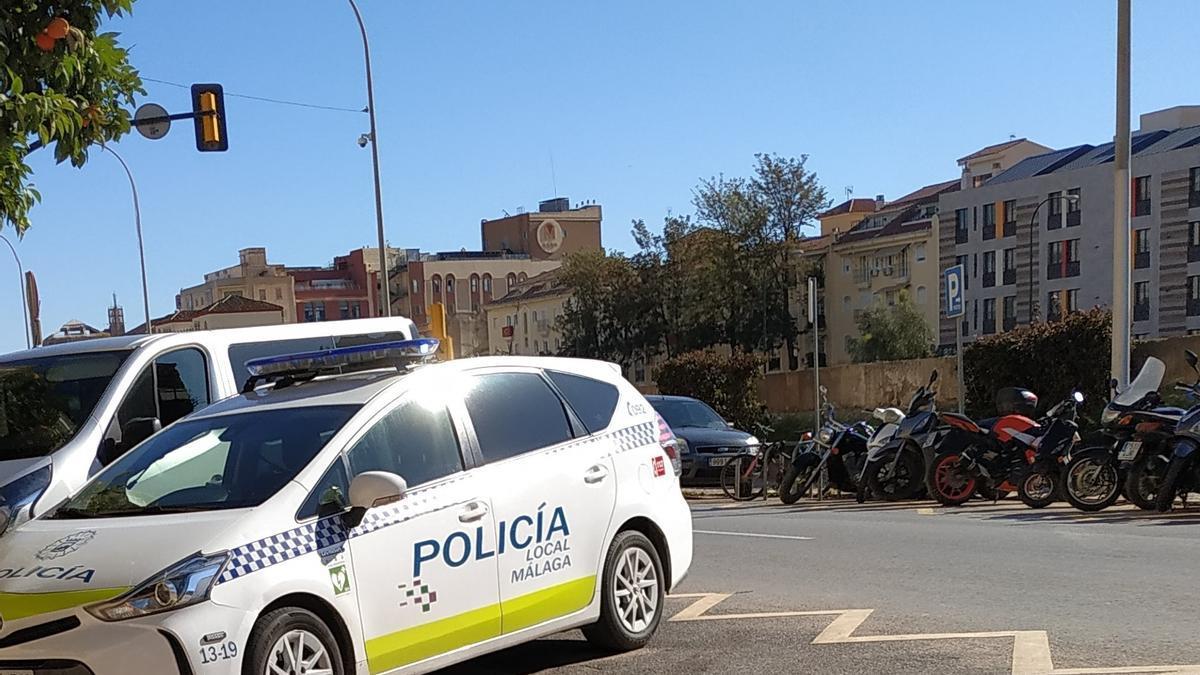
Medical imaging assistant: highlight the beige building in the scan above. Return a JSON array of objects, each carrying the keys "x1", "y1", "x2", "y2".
[
  {"x1": 177, "y1": 248, "x2": 298, "y2": 322},
  {"x1": 133, "y1": 295, "x2": 285, "y2": 334},
  {"x1": 483, "y1": 270, "x2": 569, "y2": 356},
  {"x1": 481, "y1": 198, "x2": 602, "y2": 261},
  {"x1": 816, "y1": 198, "x2": 880, "y2": 237},
  {"x1": 957, "y1": 138, "x2": 1052, "y2": 189},
  {"x1": 823, "y1": 180, "x2": 959, "y2": 364}
]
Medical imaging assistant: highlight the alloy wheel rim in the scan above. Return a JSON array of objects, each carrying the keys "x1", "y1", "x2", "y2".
[
  {"x1": 1069, "y1": 461, "x2": 1116, "y2": 504},
  {"x1": 614, "y1": 546, "x2": 658, "y2": 634},
  {"x1": 1024, "y1": 473, "x2": 1054, "y2": 501},
  {"x1": 935, "y1": 456, "x2": 973, "y2": 499},
  {"x1": 266, "y1": 629, "x2": 333, "y2": 675}
]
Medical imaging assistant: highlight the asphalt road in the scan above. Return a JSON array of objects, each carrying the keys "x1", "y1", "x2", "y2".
[{"x1": 447, "y1": 496, "x2": 1200, "y2": 674}]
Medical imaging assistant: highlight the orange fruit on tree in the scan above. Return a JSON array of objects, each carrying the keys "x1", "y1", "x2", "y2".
[
  {"x1": 35, "y1": 32, "x2": 56, "y2": 51},
  {"x1": 46, "y1": 17, "x2": 70, "y2": 40}
]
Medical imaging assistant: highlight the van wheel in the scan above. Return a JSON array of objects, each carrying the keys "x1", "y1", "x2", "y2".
[
  {"x1": 584, "y1": 530, "x2": 665, "y2": 652},
  {"x1": 244, "y1": 607, "x2": 344, "y2": 675}
]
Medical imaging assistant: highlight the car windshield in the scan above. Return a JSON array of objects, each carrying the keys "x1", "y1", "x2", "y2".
[
  {"x1": 49, "y1": 405, "x2": 358, "y2": 518},
  {"x1": 0, "y1": 351, "x2": 130, "y2": 461},
  {"x1": 651, "y1": 399, "x2": 728, "y2": 430}
]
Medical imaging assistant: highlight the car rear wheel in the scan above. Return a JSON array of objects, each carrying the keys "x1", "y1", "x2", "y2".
[
  {"x1": 245, "y1": 607, "x2": 343, "y2": 675},
  {"x1": 584, "y1": 530, "x2": 665, "y2": 652}
]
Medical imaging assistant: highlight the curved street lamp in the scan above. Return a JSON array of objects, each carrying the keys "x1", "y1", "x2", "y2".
[
  {"x1": 1026, "y1": 193, "x2": 1079, "y2": 324},
  {"x1": 347, "y1": 0, "x2": 392, "y2": 317},
  {"x1": 0, "y1": 233, "x2": 31, "y2": 349},
  {"x1": 101, "y1": 145, "x2": 152, "y2": 335}
]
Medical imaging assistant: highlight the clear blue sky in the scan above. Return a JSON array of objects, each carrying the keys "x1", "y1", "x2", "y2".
[{"x1": 3, "y1": 0, "x2": 1197, "y2": 353}]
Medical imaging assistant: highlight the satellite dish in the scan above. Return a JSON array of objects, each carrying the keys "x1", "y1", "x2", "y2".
[{"x1": 134, "y1": 103, "x2": 170, "y2": 140}]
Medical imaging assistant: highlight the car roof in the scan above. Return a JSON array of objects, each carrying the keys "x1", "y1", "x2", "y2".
[
  {"x1": 0, "y1": 334, "x2": 160, "y2": 361},
  {"x1": 189, "y1": 355, "x2": 623, "y2": 420}
]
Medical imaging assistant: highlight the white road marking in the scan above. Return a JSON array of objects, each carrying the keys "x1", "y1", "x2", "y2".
[
  {"x1": 694, "y1": 530, "x2": 813, "y2": 541},
  {"x1": 666, "y1": 592, "x2": 1200, "y2": 675}
]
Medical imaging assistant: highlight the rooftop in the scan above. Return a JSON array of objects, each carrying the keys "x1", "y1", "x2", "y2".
[
  {"x1": 819, "y1": 198, "x2": 878, "y2": 219},
  {"x1": 957, "y1": 138, "x2": 1031, "y2": 163}
]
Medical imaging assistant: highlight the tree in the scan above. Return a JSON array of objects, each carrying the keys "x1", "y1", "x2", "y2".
[
  {"x1": 847, "y1": 294, "x2": 934, "y2": 363},
  {"x1": 2, "y1": 0, "x2": 143, "y2": 234},
  {"x1": 654, "y1": 350, "x2": 766, "y2": 432}
]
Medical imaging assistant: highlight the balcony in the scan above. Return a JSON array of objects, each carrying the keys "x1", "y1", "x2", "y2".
[
  {"x1": 1047, "y1": 264, "x2": 1063, "y2": 280},
  {"x1": 983, "y1": 227, "x2": 995, "y2": 241},
  {"x1": 1003, "y1": 268, "x2": 1016, "y2": 286},
  {"x1": 1190, "y1": 246, "x2": 1200, "y2": 263},
  {"x1": 1134, "y1": 303, "x2": 1150, "y2": 322},
  {"x1": 955, "y1": 228, "x2": 969, "y2": 245},
  {"x1": 1003, "y1": 316, "x2": 1017, "y2": 332},
  {"x1": 1003, "y1": 221, "x2": 1016, "y2": 238},
  {"x1": 1047, "y1": 213, "x2": 1062, "y2": 230},
  {"x1": 1134, "y1": 251, "x2": 1150, "y2": 270},
  {"x1": 982, "y1": 318, "x2": 996, "y2": 335},
  {"x1": 982, "y1": 271, "x2": 996, "y2": 288},
  {"x1": 1189, "y1": 299, "x2": 1200, "y2": 317},
  {"x1": 1190, "y1": 190, "x2": 1200, "y2": 208},
  {"x1": 1066, "y1": 261, "x2": 1081, "y2": 278},
  {"x1": 1133, "y1": 199, "x2": 1151, "y2": 217},
  {"x1": 1066, "y1": 211, "x2": 1082, "y2": 227}
]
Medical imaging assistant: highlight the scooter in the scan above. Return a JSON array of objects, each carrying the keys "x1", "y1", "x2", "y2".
[
  {"x1": 1154, "y1": 350, "x2": 1200, "y2": 512},
  {"x1": 779, "y1": 387, "x2": 875, "y2": 504},
  {"x1": 855, "y1": 370, "x2": 940, "y2": 503}
]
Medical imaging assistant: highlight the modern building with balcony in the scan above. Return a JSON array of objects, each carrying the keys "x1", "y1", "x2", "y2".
[
  {"x1": 823, "y1": 180, "x2": 958, "y2": 364},
  {"x1": 938, "y1": 105, "x2": 1200, "y2": 346}
]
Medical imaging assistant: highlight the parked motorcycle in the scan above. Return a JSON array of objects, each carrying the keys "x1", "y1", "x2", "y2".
[
  {"x1": 1015, "y1": 391, "x2": 1084, "y2": 508},
  {"x1": 928, "y1": 386, "x2": 1066, "y2": 508},
  {"x1": 1062, "y1": 357, "x2": 1182, "y2": 511},
  {"x1": 779, "y1": 387, "x2": 875, "y2": 504},
  {"x1": 855, "y1": 370, "x2": 940, "y2": 503},
  {"x1": 1154, "y1": 350, "x2": 1200, "y2": 512}
]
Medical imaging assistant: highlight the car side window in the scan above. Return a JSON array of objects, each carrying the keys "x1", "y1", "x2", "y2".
[
  {"x1": 345, "y1": 399, "x2": 464, "y2": 488},
  {"x1": 105, "y1": 348, "x2": 212, "y2": 463},
  {"x1": 298, "y1": 456, "x2": 351, "y2": 520},
  {"x1": 546, "y1": 371, "x2": 619, "y2": 433},
  {"x1": 464, "y1": 372, "x2": 574, "y2": 463}
]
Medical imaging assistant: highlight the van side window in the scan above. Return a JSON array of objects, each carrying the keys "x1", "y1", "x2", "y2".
[
  {"x1": 546, "y1": 371, "x2": 619, "y2": 433},
  {"x1": 464, "y1": 372, "x2": 574, "y2": 463},
  {"x1": 346, "y1": 400, "x2": 463, "y2": 488},
  {"x1": 227, "y1": 332, "x2": 410, "y2": 387},
  {"x1": 108, "y1": 348, "x2": 211, "y2": 461},
  {"x1": 298, "y1": 456, "x2": 351, "y2": 520}
]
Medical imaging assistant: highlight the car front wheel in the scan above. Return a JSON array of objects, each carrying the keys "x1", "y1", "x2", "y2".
[
  {"x1": 583, "y1": 529, "x2": 665, "y2": 652},
  {"x1": 244, "y1": 606, "x2": 344, "y2": 675}
]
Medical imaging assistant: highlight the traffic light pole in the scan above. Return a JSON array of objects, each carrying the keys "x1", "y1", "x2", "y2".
[
  {"x1": 101, "y1": 145, "x2": 152, "y2": 338},
  {"x1": 348, "y1": 0, "x2": 392, "y2": 318},
  {"x1": 1112, "y1": 0, "x2": 1132, "y2": 389}
]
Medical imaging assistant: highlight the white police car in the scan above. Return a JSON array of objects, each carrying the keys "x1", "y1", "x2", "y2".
[{"x1": 0, "y1": 340, "x2": 692, "y2": 674}]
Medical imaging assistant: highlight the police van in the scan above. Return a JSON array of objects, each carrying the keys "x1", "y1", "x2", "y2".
[
  {"x1": 0, "y1": 317, "x2": 419, "y2": 535},
  {"x1": 0, "y1": 340, "x2": 693, "y2": 674}
]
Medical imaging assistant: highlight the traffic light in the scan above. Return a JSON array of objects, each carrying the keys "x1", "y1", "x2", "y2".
[
  {"x1": 190, "y1": 83, "x2": 228, "y2": 152},
  {"x1": 428, "y1": 303, "x2": 455, "y2": 360}
]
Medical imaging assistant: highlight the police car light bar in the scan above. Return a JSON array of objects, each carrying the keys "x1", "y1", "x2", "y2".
[{"x1": 242, "y1": 338, "x2": 440, "y2": 392}]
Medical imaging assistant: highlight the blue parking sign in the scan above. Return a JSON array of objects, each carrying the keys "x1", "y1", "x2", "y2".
[{"x1": 944, "y1": 265, "x2": 964, "y2": 318}]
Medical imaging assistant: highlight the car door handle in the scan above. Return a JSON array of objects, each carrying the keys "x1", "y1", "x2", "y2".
[
  {"x1": 584, "y1": 465, "x2": 609, "y2": 484},
  {"x1": 458, "y1": 501, "x2": 489, "y2": 523}
]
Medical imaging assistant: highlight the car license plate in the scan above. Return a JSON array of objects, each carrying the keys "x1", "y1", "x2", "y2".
[
  {"x1": 1117, "y1": 441, "x2": 1142, "y2": 461},
  {"x1": 708, "y1": 456, "x2": 730, "y2": 467}
]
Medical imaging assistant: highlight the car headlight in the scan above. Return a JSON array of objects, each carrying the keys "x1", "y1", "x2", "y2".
[
  {"x1": 675, "y1": 438, "x2": 690, "y2": 455},
  {"x1": 87, "y1": 551, "x2": 229, "y2": 621},
  {"x1": 745, "y1": 436, "x2": 760, "y2": 447},
  {"x1": 1100, "y1": 407, "x2": 1120, "y2": 426},
  {"x1": 0, "y1": 465, "x2": 52, "y2": 535}
]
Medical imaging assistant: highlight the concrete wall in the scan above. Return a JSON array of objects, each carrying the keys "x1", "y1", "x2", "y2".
[
  {"x1": 758, "y1": 356, "x2": 959, "y2": 413},
  {"x1": 1133, "y1": 334, "x2": 1200, "y2": 390}
]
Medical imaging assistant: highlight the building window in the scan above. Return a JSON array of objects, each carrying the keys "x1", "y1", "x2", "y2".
[
  {"x1": 445, "y1": 275, "x2": 455, "y2": 294},
  {"x1": 1066, "y1": 239, "x2": 1080, "y2": 277},
  {"x1": 1003, "y1": 296, "x2": 1016, "y2": 331},
  {"x1": 1189, "y1": 276, "x2": 1200, "y2": 316},
  {"x1": 1190, "y1": 222, "x2": 1200, "y2": 263},
  {"x1": 1134, "y1": 281, "x2": 1150, "y2": 321},
  {"x1": 470, "y1": 275, "x2": 479, "y2": 292},
  {"x1": 1066, "y1": 188, "x2": 1082, "y2": 226},
  {"x1": 303, "y1": 302, "x2": 325, "y2": 322},
  {"x1": 1134, "y1": 229, "x2": 1151, "y2": 269},
  {"x1": 916, "y1": 285, "x2": 928, "y2": 305},
  {"x1": 982, "y1": 298, "x2": 996, "y2": 335},
  {"x1": 275, "y1": 288, "x2": 283, "y2": 301},
  {"x1": 482, "y1": 274, "x2": 492, "y2": 294},
  {"x1": 1190, "y1": 167, "x2": 1200, "y2": 208},
  {"x1": 506, "y1": 273, "x2": 517, "y2": 290},
  {"x1": 982, "y1": 251, "x2": 996, "y2": 288},
  {"x1": 1066, "y1": 289, "x2": 1078, "y2": 313},
  {"x1": 258, "y1": 289, "x2": 267, "y2": 301},
  {"x1": 1002, "y1": 248, "x2": 1016, "y2": 285},
  {"x1": 955, "y1": 255, "x2": 969, "y2": 290},
  {"x1": 972, "y1": 174, "x2": 991, "y2": 188},
  {"x1": 915, "y1": 244, "x2": 926, "y2": 262},
  {"x1": 1003, "y1": 200, "x2": 1017, "y2": 225},
  {"x1": 982, "y1": 203, "x2": 996, "y2": 240},
  {"x1": 1047, "y1": 292, "x2": 1062, "y2": 321},
  {"x1": 431, "y1": 275, "x2": 442, "y2": 299},
  {"x1": 955, "y1": 209, "x2": 969, "y2": 244},
  {"x1": 1133, "y1": 175, "x2": 1151, "y2": 216},
  {"x1": 1048, "y1": 241, "x2": 1063, "y2": 279},
  {"x1": 1047, "y1": 191, "x2": 1063, "y2": 229},
  {"x1": 411, "y1": 279, "x2": 419, "y2": 294},
  {"x1": 339, "y1": 301, "x2": 351, "y2": 319}
]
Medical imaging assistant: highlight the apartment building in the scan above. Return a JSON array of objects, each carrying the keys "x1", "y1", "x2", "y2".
[
  {"x1": 177, "y1": 248, "x2": 297, "y2": 322},
  {"x1": 939, "y1": 106, "x2": 1200, "y2": 346},
  {"x1": 822, "y1": 181, "x2": 957, "y2": 364},
  {"x1": 483, "y1": 270, "x2": 569, "y2": 356},
  {"x1": 480, "y1": 198, "x2": 602, "y2": 261}
]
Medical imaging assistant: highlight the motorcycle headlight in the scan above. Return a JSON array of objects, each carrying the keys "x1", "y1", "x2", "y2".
[
  {"x1": 744, "y1": 436, "x2": 760, "y2": 447},
  {"x1": 817, "y1": 425, "x2": 835, "y2": 445},
  {"x1": 0, "y1": 465, "x2": 52, "y2": 535},
  {"x1": 1100, "y1": 407, "x2": 1120, "y2": 426},
  {"x1": 87, "y1": 551, "x2": 229, "y2": 621}
]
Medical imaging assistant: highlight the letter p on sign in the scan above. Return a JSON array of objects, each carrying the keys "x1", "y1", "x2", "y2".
[{"x1": 945, "y1": 264, "x2": 964, "y2": 318}]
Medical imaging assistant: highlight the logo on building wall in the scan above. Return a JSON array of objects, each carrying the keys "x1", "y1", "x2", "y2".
[{"x1": 536, "y1": 220, "x2": 564, "y2": 254}]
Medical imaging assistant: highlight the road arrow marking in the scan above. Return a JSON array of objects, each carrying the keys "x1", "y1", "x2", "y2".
[{"x1": 667, "y1": 593, "x2": 1200, "y2": 675}]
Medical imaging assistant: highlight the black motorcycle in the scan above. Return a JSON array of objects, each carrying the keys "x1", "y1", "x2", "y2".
[
  {"x1": 779, "y1": 388, "x2": 873, "y2": 504},
  {"x1": 855, "y1": 370, "x2": 940, "y2": 503},
  {"x1": 1016, "y1": 391, "x2": 1083, "y2": 509},
  {"x1": 1154, "y1": 350, "x2": 1200, "y2": 512}
]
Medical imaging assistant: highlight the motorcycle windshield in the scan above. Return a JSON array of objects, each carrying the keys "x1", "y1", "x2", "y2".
[{"x1": 1113, "y1": 357, "x2": 1165, "y2": 407}]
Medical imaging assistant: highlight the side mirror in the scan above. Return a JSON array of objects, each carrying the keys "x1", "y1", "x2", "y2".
[
  {"x1": 1110, "y1": 378, "x2": 1120, "y2": 393},
  {"x1": 1187, "y1": 350, "x2": 1199, "y2": 372},
  {"x1": 349, "y1": 471, "x2": 407, "y2": 510},
  {"x1": 116, "y1": 417, "x2": 161, "y2": 458}
]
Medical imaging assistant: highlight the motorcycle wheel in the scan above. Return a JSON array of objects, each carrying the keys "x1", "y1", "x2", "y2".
[
  {"x1": 928, "y1": 452, "x2": 976, "y2": 506},
  {"x1": 779, "y1": 454, "x2": 820, "y2": 505},
  {"x1": 1123, "y1": 454, "x2": 1167, "y2": 511},
  {"x1": 1154, "y1": 459, "x2": 1187, "y2": 512},
  {"x1": 1064, "y1": 452, "x2": 1121, "y2": 512},
  {"x1": 1018, "y1": 467, "x2": 1060, "y2": 509},
  {"x1": 868, "y1": 448, "x2": 924, "y2": 502}
]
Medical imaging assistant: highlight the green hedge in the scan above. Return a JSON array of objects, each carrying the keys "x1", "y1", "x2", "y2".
[
  {"x1": 653, "y1": 350, "x2": 766, "y2": 432},
  {"x1": 963, "y1": 309, "x2": 1111, "y2": 424}
]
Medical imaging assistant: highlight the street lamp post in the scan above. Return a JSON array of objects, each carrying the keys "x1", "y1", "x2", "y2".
[
  {"x1": 0, "y1": 234, "x2": 30, "y2": 349},
  {"x1": 101, "y1": 145, "x2": 152, "y2": 336},
  {"x1": 347, "y1": 0, "x2": 391, "y2": 317},
  {"x1": 1025, "y1": 193, "x2": 1079, "y2": 324}
]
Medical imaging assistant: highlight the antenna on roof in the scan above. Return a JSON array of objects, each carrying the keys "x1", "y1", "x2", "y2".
[
  {"x1": 1009, "y1": 134, "x2": 1016, "y2": 140},
  {"x1": 549, "y1": 150, "x2": 558, "y2": 197},
  {"x1": 844, "y1": 186, "x2": 853, "y2": 200}
]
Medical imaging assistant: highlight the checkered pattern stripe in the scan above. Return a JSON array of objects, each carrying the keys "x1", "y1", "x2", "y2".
[{"x1": 216, "y1": 420, "x2": 659, "y2": 585}]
